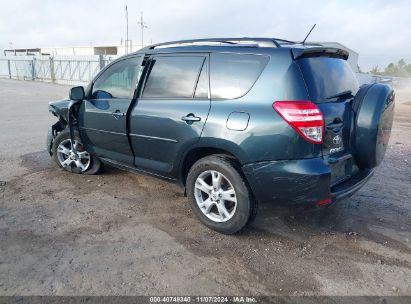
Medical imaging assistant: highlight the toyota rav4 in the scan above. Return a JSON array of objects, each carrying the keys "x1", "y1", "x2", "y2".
[{"x1": 47, "y1": 38, "x2": 395, "y2": 234}]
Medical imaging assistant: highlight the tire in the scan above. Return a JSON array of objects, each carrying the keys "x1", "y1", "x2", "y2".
[
  {"x1": 52, "y1": 129, "x2": 102, "y2": 175},
  {"x1": 186, "y1": 155, "x2": 256, "y2": 234},
  {"x1": 353, "y1": 83, "x2": 395, "y2": 169}
]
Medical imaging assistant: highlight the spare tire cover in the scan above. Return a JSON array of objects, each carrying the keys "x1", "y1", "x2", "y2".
[{"x1": 354, "y1": 83, "x2": 395, "y2": 169}]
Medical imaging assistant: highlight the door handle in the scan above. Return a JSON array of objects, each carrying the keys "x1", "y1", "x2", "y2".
[
  {"x1": 181, "y1": 114, "x2": 201, "y2": 123},
  {"x1": 111, "y1": 110, "x2": 125, "y2": 119}
]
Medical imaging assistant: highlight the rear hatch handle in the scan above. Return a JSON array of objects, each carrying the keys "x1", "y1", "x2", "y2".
[
  {"x1": 326, "y1": 90, "x2": 353, "y2": 100},
  {"x1": 326, "y1": 118, "x2": 344, "y2": 131},
  {"x1": 326, "y1": 122, "x2": 344, "y2": 130}
]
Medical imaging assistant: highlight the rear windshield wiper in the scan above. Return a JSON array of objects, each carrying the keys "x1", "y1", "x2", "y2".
[{"x1": 326, "y1": 90, "x2": 353, "y2": 100}]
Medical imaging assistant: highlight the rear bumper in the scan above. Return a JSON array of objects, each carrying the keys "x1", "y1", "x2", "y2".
[
  {"x1": 242, "y1": 158, "x2": 373, "y2": 206},
  {"x1": 330, "y1": 168, "x2": 374, "y2": 201}
]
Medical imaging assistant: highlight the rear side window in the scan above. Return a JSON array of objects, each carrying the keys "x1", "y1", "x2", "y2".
[
  {"x1": 297, "y1": 57, "x2": 359, "y2": 103},
  {"x1": 210, "y1": 53, "x2": 269, "y2": 99},
  {"x1": 142, "y1": 56, "x2": 205, "y2": 98}
]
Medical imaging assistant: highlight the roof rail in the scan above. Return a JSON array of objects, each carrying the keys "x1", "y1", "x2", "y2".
[{"x1": 145, "y1": 37, "x2": 292, "y2": 50}]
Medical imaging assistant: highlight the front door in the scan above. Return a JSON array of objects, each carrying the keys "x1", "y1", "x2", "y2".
[
  {"x1": 129, "y1": 54, "x2": 210, "y2": 177},
  {"x1": 78, "y1": 56, "x2": 142, "y2": 165}
]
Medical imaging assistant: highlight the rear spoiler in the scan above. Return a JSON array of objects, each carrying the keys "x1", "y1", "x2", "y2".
[{"x1": 292, "y1": 47, "x2": 349, "y2": 60}]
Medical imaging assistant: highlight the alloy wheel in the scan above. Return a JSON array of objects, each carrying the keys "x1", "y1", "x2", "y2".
[
  {"x1": 194, "y1": 170, "x2": 237, "y2": 223},
  {"x1": 56, "y1": 139, "x2": 90, "y2": 172}
]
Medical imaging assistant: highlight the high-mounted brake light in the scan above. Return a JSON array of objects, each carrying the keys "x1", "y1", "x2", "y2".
[{"x1": 273, "y1": 101, "x2": 324, "y2": 144}]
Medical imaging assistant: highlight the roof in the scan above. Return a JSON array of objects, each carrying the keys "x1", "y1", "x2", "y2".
[
  {"x1": 142, "y1": 37, "x2": 296, "y2": 50},
  {"x1": 131, "y1": 37, "x2": 352, "y2": 59}
]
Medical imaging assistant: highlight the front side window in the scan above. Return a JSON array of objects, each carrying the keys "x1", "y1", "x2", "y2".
[
  {"x1": 210, "y1": 53, "x2": 269, "y2": 99},
  {"x1": 92, "y1": 57, "x2": 141, "y2": 99},
  {"x1": 142, "y1": 56, "x2": 205, "y2": 98}
]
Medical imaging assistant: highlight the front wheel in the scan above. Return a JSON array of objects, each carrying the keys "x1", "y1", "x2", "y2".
[
  {"x1": 52, "y1": 129, "x2": 102, "y2": 175},
  {"x1": 186, "y1": 155, "x2": 256, "y2": 234}
]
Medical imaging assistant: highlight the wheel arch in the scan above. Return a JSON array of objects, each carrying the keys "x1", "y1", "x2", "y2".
[{"x1": 179, "y1": 145, "x2": 244, "y2": 187}]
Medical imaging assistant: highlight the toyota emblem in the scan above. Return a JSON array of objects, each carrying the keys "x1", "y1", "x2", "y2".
[{"x1": 333, "y1": 135, "x2": 342, "y2": 145}]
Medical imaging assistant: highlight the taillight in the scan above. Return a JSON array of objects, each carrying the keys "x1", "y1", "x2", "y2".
[
  {"x1": 316, "y1": 198, "x2": 332, "y2": 207},
  {"x1": 273, "y1": 101, "x2": 324, "y2": 144}
]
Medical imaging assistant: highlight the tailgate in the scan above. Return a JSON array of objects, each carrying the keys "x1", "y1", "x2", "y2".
[
  {"x1": 318, "y1": 101, "x2": 356, "y2": 186},
  {"x1": 296, "y1": 53, "x2": 360, "y2": 186}
]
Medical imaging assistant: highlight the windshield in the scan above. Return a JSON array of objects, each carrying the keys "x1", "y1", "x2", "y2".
[{"x1": 297, "y1": 57, "x2": 359, "y2": 103}]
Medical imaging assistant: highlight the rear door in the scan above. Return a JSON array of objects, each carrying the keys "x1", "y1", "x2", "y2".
[
  {"x1": 297, "y1": 55, "x2": 359, "y2": 186},
  {"x1": 129, "y1": 53, "x2": 210, "y2": 176}
]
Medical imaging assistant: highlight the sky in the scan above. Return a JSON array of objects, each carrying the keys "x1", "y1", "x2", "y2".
[{"x1": 0, "y1": 0, "x2": 410, "y2": 71}]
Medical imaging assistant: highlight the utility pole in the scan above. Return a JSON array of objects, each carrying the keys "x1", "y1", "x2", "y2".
[
  {"x1": 137, "y1": 12, "x2": 148, "y2": 49},
  {"x1": 125, "y1": 4, "x2": 129, "y2": 54},
  {"x1": 124, "y1": 4, "x2": 130, "y2": 54}
]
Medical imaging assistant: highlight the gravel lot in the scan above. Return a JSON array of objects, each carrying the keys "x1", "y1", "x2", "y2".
[{"x1": 0, "y1": 79, "x2": 410, "y2": 297}]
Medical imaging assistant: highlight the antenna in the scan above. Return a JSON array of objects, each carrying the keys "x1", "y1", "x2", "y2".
[{"x1": 301, "y1": 24, "x2": 316, "y2": 45}]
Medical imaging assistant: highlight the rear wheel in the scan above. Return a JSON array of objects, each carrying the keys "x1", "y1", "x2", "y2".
[
  {"x1": 52, "y1": 130, "x2": 102, "y2": 175},
  {"x1": 186, "y1": 155, "x2": 256, "y2": 234}
]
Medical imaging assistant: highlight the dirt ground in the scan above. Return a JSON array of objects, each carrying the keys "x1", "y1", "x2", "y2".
[{"x1": 0, "y1": 79, "x2": 410, "y2": 297}]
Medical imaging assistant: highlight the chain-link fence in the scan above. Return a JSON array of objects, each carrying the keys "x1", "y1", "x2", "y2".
[
  {"x1": 1, "y1": 54, "x2": 411, "y2": 89},
  {"x1": 0, "y1": 55, "x2": 119, "y2": 86},
  {"x1": 356, "y1": 72, "x2": 411, "y2": 89}
]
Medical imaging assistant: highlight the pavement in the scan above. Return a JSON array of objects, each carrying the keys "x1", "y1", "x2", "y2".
[{"x1": 0, "y1": 78, "x2": 410, "y2": 297}]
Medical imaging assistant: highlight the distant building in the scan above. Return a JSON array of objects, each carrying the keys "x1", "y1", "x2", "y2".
[
  {"x1": 3, "y1": 44, "x2": 144, "y2": 56},
  {"x1": 3, "y1": 41, "x2": 360, "y2": 72},
  {"x1": 2, "y1": 48, "x2": 42, "y2": 56}
]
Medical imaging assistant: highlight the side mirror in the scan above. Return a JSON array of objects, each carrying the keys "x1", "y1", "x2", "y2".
[{"x1": 69, "y1": 86, "x2": 85, "y2": 101}]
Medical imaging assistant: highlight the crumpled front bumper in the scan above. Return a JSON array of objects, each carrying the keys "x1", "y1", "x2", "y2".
[
  {"x1": 46, "y1": 120, "x2": 65, "y2": 156},
  {"x1": 46, "y1": 126, "x2": 54, "y2": 156}
]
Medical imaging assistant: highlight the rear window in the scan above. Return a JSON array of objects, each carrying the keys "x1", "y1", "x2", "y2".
[
  {"x1": 210, "y1": 53, "x2": 269, "y2": 99},
  {"x1": 298, "y1": 57, "x2": 359, "y2": 103}
]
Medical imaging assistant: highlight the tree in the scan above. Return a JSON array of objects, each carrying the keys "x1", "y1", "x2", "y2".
[
  {"x1": 370, "y1": 66, "x2": 381, "y2": 75},
  {"x1": 369, "y1": 59, "x2": 411, "y2": 77},
  {"x1": 384, "y1": 63, "x2": 398, "y2": 76},
  {"x1": 398, "y1": 59, "x2": 406, "y2": 70}
]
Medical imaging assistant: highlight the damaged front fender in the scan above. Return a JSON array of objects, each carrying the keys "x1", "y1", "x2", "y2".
[
  {"x1": 47, "y1": 96, "x2": 84, "y2": 158},
  {"x1": 46, "y1": 119, "x2": 66, "y2": 156},
  {"x1": 48, "y1": 99, "x2": 71, "y2": 122},
  {"x1": 47, "y1": 99, "x2": 70, "y2": 156}
]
